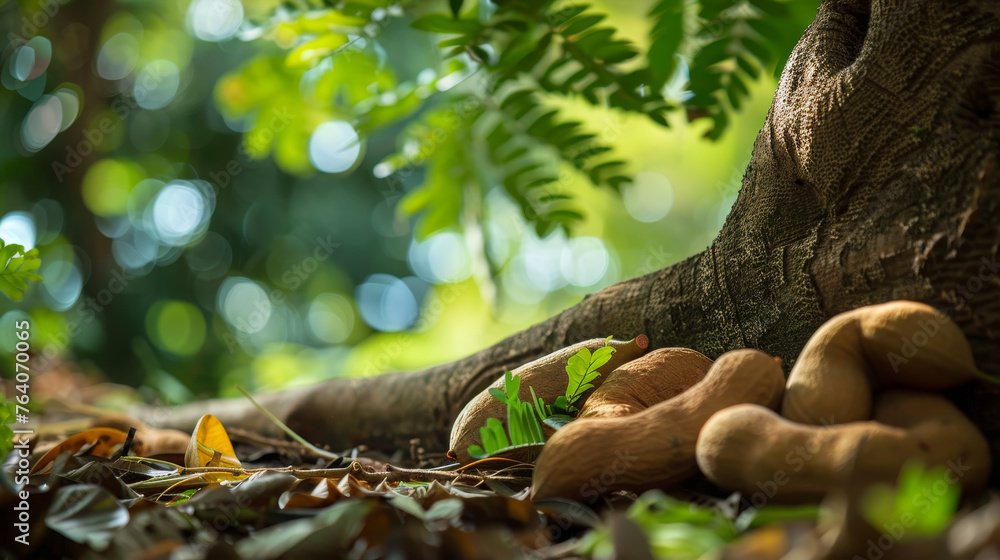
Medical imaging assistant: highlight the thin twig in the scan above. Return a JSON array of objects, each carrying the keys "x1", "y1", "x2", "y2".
[{"x1": 234, "y1": 384, "x2": 341, "y2": 461}]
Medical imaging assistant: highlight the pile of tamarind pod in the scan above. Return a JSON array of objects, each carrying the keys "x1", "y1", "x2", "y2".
[
  {"x1": 696, "y1": 301, "x2": 991, "y2": 504},
  {"x1": 525, "y1": 301, "x2": 991, "y2": 520},
  {"x1": 695, "y1": 301, "x2": 993, "y2": 559}
]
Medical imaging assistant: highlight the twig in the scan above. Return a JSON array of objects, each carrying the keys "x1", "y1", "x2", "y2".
[{"x1": 234, "y1": 384, "x2": 341, "y2": 462}]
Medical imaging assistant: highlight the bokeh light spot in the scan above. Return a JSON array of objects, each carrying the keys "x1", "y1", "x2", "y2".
[
  {"x1": 52, "y1": 87, "x2": 80, "y2": 132},
  {"x1": 217, "y1": 277, "x2": 272, "y2": 334},
  {"x1": 20, "y1": 94, "x2": 62, "y2": 152},
  {"x1": 560, "y1": 236, "x2": 610, "y2": 287},
  {"x1": 408, "y1": 233, "x2": 472, "y2": 284},
  {"x1": 308, "y1": 120, "x2": 362, "y2": 174},
  {"x1": 356, "y1": 274, "x2": 419, "y2": 332},
  {"x1": 40, "y1": 256, "x2": 82, "y2": 312},
  {"x1": 12, "y1": 45, "x2": 35, "y2": 81},
  {"x1": 623, "y1": 171, "x2": 674, "y2": 223},
  {"x1": 151, "y1": 181, "x2": 211, "y2": 246},
  {"x1": 97, "y1": 32, "x2": 140, "y2": 80},
  {"x1": 135, "y1": 60, "x2": 180, "y2": 110},
  {"x1": 146, "y1": 300, "x2": 206, "y2": 356},
  {"x1": 82, "y1": 159, "x2": 140, "y2": 216},
  {"x1": 307, "y1": 293, "x2": 355, "y2": 344},
  {"x1": 0, "y1": 212, "x2": 37, "y2": 250},
  {"x1": 187, "y1": 0, "x2": 244, "y2": 42}
]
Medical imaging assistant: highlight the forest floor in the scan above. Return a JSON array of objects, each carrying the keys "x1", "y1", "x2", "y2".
[{"x1": 2, "y1": 360, "x2": 998, "y2": 560}]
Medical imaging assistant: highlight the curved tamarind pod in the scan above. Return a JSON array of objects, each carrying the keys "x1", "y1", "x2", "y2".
[
  {"x1": 696, "y1": 390, "x2": 990, "y2": 504},
  {"x1": 782, "y1": 301, "x2": 979, "y2": 426},
  {"x1": 531, "y1": 349, "x2": 784, "y2": 502},
  {"x1": 578, "y1": 347, "x2": 713, "y2": 419}
]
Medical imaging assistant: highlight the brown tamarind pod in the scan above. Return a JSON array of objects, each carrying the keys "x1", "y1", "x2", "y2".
[
  {"x1": 448, "y1": 335, "x2": 649, "y2": 463},
  {"x1": 782, "y1": 301, "x2": 980, "y2": 426},
  {"x1": 696, "y1": 390, "x2": 990, "y2": 504},
  {"x1": 578, "y1": 347, "x2": 713, "y2": 418},
  {"x1": 531, "y1": 349, "x2": 785, "y2": 502}
]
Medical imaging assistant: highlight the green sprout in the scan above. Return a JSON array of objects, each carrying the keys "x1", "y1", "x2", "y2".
[{"x1": 467, "y1": 337, "x2": 617, "y2": 459}]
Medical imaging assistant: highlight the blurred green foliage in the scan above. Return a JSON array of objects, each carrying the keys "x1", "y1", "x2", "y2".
[
  {"x1": 576, "y1": 489, "x2": 818, "y2": 559},
  {"x1": 861, "y1": 461, "x2": 959, "y2": 540},
  {"x1": 0, "y1": 0, "x2": 818, "y2": 403}
]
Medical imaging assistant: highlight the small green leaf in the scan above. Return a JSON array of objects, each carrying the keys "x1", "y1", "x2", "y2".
[
  {"x1": 467, "y1": 444, "x2": 487, "y2": 459},
  {"x1": 589, "y1": 345, "x2": 617, "y2": 372},
  {"x1": 489, "y1": 388, "x2": 508, "y2": 404},
  {"x1": 530, "y1": 386, "x2": 549, "y2": 421},
  {"x1": 505, "y1": 370, "x2": 521, "y2": 399},
  {"x1": 566, "y1": 349, "x2": 591, "y2": 378},
  {"x1": 509, "y1": 402, "x2": 525, "y2": 445},
  {"x1": 561, "y1": 14, "x2": 605, "y2": 36}
]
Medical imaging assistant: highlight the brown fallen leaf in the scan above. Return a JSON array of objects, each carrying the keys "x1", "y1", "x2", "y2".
[
  {"x1": 31, "y1": 427, "x2": 129, "y2": 474},
  {"x1": 90, "y1": 415, "x2": 191, "y2": 457}
]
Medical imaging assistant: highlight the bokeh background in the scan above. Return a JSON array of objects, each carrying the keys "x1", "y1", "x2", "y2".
[{"x1": 0, "y1": 0, "x2": 785, "y2": 405}]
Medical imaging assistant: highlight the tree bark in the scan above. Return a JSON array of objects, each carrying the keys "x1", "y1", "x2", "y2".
[{"x1": 147, "y1": 0, "x2": 1000, "y2": 476}]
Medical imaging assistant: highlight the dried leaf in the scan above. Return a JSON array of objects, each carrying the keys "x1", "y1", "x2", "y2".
[{"x1": 185, "y1": 414, "x2": 241, "y2": 468}]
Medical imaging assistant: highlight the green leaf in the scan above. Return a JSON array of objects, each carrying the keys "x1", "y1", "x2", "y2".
[
  {"x1": 589, "y1": 345, "x2": 617, "y2": 372},
  {"x1": 563, "y1": 340, "x2": 616, "y2": 407},
  {"x1": 566, "y1": 348, "x2": 591, "y2": 379},
  {"x1": 449, "y1": 0, "x2": 464, "y2": 18},
  {"x1": 741, "y1": 504, "x2": 819, "y2": 530},
  {"x1": 561, "y1": 14, "x2": 605, "y2": 37},
  {"x1": 0, "y1": 240, "x2": 42, "y2": 301},
  {"x1": 529, "y1": 386, "x2": 548, "y2": 421},
  {"x1": 647, "y1": 0, "x2": 684, "y2": 89},
  {"x1": 0, "y1": 399, "x2": 14, "y2": 459},
  {"x1": 468, "y1": 444, "x2": 487, "y2": 459},
  {"x1": 505, "y1": 370, "x2": 521, "y2": 399},
  {"x1": 488, "y1": 388, "x2": 508, "y2": 404},
  {"x1": 507, "y1": 408, "x2": 520, "y2": 446},
  {"x1": 860, "y1": 461, "x2": 959, "y2": 540},
  {"x1": 487, "y1": 417, "x2": 510, "y2": 451},
  {"x1": 553, "y1": 395, "x2": 569, "y2": 411}
]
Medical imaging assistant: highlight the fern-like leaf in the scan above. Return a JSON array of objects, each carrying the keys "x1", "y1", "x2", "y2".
[{"x1": 0, "y1": 239, "x2": 42, "y2": 301}]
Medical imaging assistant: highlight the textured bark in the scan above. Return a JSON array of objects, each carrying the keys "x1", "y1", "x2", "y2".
[{"x1": 148, "y1": 0, "x2": 1000, "y2": 476}]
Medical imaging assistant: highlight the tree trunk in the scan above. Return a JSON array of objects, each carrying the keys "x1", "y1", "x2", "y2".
[{"x1": 146, "y1": 0, "x2": 1000, "y2": 477}]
